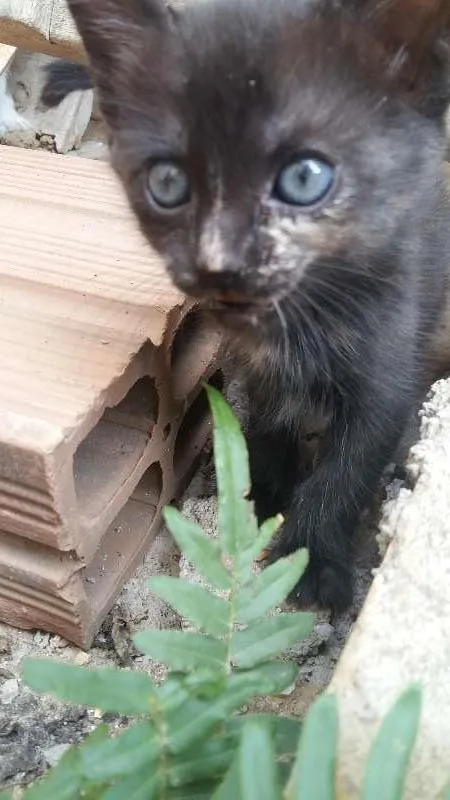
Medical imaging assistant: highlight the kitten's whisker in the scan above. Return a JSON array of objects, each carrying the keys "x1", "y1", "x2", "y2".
[
  {"x1": 305, "y1": 280, "x2": 366, "y2": 317},
  {"x1": 315, "y1": 260, "x2": 399, "y2": 290},
  {"x1": 283, "y1": 293, "x2": 352, "y2": 387},
  {"x1": 282, "y1": 296, "x2": 335, "y2": 383},
  {"x1": 272, "y1": 298, "x2": 290, "y2": 361}
]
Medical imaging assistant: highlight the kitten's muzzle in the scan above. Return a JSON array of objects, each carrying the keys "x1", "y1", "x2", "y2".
[
  {"x1": 200, "y1": 296, "x2": 267, "y2": 330},
  {"x1": 176, "y1": 265, "x2": 270, "y2": 308},
  {"x1": 173, "y1": 273, "x2": 272, "y2": 327},
  {"x1": 202, "y1": 293, "x2": 262, "y2": 315},
  {"x1": 195, "y1": 287, "x2": 269, "y2": 316}
]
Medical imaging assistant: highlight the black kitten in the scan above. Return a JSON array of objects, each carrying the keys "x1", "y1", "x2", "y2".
[{"x1": 49, "y1": 0, "x2": 450, "y2": 612}]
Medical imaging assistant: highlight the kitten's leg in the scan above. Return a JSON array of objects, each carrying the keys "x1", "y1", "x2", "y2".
[
  {"x1": 247, "y1": 423, "x2": 299, "y2": 524},
  {"x1": 271, "y1": 378, "x2": 415, "y2": 613}
]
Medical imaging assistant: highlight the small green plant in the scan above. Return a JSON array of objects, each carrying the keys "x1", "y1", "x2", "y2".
[{"x1": 0, "y1": 387, "x2": 432, "y2": 799}]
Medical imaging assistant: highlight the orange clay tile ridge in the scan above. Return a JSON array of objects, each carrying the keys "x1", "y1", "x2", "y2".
[{"x1": 0, "y1": 144, "x2": 222, "y2": 647}]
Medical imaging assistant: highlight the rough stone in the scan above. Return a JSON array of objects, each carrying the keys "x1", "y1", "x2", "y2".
[
  {"x1": 331, "y1": 377, "x2": 450, "y2": 800},
  {"x1": 43, "y1": 743, "x2": 72, "y2": 768}
]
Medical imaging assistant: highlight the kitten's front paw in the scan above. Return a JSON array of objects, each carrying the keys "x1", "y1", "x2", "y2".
[
  {"x1": 266, "y1": 535, "x2": 354, "y2": 613},
  {"x1": 291, "y1": 559, "x2": 353, "y2": 614},
  {"x1": 264, "y1": 503, "x2": 355, "y2": 613}
]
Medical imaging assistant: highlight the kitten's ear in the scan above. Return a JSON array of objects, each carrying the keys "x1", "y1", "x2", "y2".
[
  {"x1": 355, "y1": 0, "x2": 450, "y2": 116},
  {"x1": 365, "y1": 0, "x2": 450, "y2": 60},
  {"x1": 67, "y1": 0, "x2": 173, "y2": 67},
  {"x1": 66, "y1": 0, "x2": 178, "y2": 122}
]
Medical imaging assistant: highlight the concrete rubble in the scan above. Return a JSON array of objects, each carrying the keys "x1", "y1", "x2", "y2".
[{"x1": 331, "y1": 377, "x2": 450, "y2": 800}]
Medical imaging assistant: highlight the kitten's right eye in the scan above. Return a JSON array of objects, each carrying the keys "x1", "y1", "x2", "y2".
[
  {"x1": 273, "y1": 155, "x2": 335, "y2": 207},
  {"x1": 146, "y1": 161, "x2": 190, "y2": 209}
]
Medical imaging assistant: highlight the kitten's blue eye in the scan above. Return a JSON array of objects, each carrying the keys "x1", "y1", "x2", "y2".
[
  {"x1": 274, "y1": 156, "x2": 335, "y2": 207},
  {"x1": 147, "y1": 161, "x2": 190, "y2": 209}
]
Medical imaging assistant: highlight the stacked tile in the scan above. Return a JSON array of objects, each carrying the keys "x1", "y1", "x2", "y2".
[{"x1": 0, "y1": 144, "x2": 221, "y2": 647}]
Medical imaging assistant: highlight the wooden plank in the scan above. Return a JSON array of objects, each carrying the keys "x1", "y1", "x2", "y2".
[
  {"x1": 0, "y1": 0, "x2": 86, "y2": 63},
  {"x1": 0, "y1": 0, "x2": 187, "y2": 63}
]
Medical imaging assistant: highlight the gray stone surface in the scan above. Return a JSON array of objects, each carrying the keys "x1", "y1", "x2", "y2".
[{"x1": 330, "y1": 377, "x2": 450, "y2": 800}]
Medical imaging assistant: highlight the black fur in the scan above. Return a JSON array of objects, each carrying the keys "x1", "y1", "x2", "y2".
[
  {"x1": 58, "y1": 0, "x2": 450, "y2": 612},
  {"x1": 41, "y1": 61, "x2": 92, "y2": 108}
]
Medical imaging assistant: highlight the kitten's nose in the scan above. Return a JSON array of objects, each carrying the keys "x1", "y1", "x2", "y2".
[
  {"x1": 197, "y1": 209, "x2": 248, "y2": 281},
  {"x1": 197, "y1": 233, "x2": 240, "y2": 277},
  {"x1": 194, "y1": 262, "x2": 251, "y2": 302},
  {"x1": 195, "y1": 213, "x2": 251, "y2": 297}
]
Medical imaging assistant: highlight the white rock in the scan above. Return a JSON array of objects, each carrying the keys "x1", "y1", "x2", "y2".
[
  {"x1": 0, "y1": 678, "x2": 19, "y2": 704},
  {"x1": 44, "y1": 743, "x2": 72, "y2": 767}
]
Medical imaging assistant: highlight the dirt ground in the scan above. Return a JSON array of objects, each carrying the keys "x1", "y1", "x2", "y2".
[{"x1": 0, "y1": 52, "x2": 407, "y2": 793}]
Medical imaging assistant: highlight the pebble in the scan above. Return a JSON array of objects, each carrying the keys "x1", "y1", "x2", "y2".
[
  {"x1": 52, "y1": 636, "x2": 69, "y2": 649},
  {"x1": 33, "y1": 632, "x2": 50, "y2": 648},
  {"x1": 280, "y1": 680, "x2": 298, "y2": 697},
  {"x1": 44, "y1": 743, "x2": 72, "y2": 767},
  {"x1": 0, "y1": 678, "x2": 20, "y2": 704},
  {"x1": 0, "y1": 634, "x2": 11, "y2": 654},
  {"x1": 287, "y1": 621, "x2": 334, "y2": 661},
  {"x1": 74, "y1": 651, "x2": 91, "y2": 666}
]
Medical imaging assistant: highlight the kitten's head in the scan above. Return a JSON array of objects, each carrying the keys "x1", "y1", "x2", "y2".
[{"x1": 68, "y1": 0, "x2": 450, "y2": 334}]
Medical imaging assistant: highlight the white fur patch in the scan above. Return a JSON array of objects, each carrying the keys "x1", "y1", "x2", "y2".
[
  {"x1": 198, "y1": 178, "x2": 227, "y2": 272},
  {"x1": 269, "y1": 215, "x2": 320, "y2": 260},
  {"x1": 199, "y1": 216, "x2": 226, "y2": 272},
  {"x1": 0, "y1": 73, "x2": 30, "y2": 136}
]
